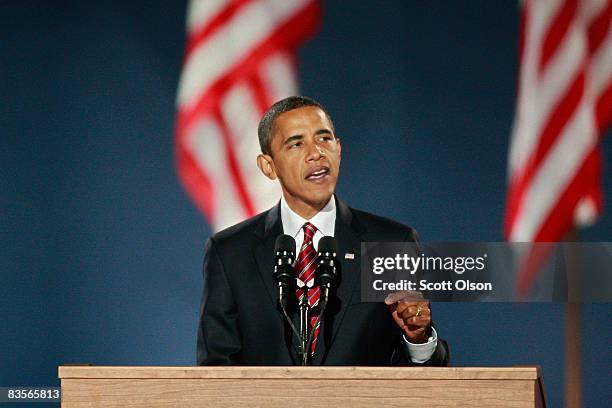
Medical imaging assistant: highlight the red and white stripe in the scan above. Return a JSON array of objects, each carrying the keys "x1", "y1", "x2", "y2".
[
  {"x1": 505, "y1": 0, "x2": 611, "y2": 292},
  {"x1": 176, "y1": 0, "x2": 320, "y2": 231},
  {"x1": 295, "y1": 222, "x2": 321, "y2": 354}
]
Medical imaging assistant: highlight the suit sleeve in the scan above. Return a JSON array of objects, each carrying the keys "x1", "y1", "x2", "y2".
[{"x1": 197, "y1": 238, "x2": 242, "y2": 365}]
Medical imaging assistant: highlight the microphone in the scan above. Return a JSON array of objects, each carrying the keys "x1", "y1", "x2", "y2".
[
  {"x1": 274, "y1": 234, "x2": 308, "y2": 365},
  {"x1": 273, "y1": 234, "x2": 296, "y2": 309},
  {"x1": 315, "y1": 236, "x2": 338, "y2": 309}
]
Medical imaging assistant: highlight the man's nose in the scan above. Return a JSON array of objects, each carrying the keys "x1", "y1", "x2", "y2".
[{"x1": 306, "y1": 142, "x2": 325, "y2": 161}]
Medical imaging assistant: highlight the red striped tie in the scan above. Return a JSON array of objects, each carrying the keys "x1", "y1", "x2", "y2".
[{"x1": 294, "y1": 222, "x2": 320, "y2": 355}]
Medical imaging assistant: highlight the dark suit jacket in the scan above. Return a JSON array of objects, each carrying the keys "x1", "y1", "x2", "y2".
[{"x1": 197, "y1": 196, "x2": 450, "y2": 366}]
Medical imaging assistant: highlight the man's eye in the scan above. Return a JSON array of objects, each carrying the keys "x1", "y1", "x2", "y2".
[{"x1": 290, "y1": 142, "x2": 302, "y2": 149}]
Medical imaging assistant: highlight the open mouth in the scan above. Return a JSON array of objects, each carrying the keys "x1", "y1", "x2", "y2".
[{"x1": 306, "y1": 167, "x2": 330, "y2": 181}]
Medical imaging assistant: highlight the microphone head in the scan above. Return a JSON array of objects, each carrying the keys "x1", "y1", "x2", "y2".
[
  {"x1": 275, "y1": 234, "x2": 296, "y2": 255},
  {"x1": 315, "y1": 236, "x2": 338, "y2": 294},
  {"x1": 317, "y1": 236, "x2": 337, "y2": 255}
]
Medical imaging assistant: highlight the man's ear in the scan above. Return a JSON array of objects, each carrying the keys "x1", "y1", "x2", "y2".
[
  {"x1": 257, "y1": 154, "x2": 277, "y2": 180},
  {"x1": 336, "y1": 137, "x2": 341, "y2": 160}
]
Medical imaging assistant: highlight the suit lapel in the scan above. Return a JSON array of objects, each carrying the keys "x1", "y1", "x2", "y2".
[
  {"x1": 315, "y1": 197, "x2": 363, "y2": 365},
  {"x1": 253, "y1": 202, "x2": 283, "y2": 311}
]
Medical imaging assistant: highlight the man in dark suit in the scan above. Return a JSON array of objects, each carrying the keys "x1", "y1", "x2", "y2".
[{"x1": 198, "y1": 96, "x2": 449, "y2": 366}]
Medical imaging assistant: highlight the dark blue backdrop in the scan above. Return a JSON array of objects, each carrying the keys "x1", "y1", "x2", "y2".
[{"x1": 1, "y1": 1, "x2": 610, "y2": 407}]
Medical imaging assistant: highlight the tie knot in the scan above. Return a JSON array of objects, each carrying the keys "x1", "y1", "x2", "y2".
[{"x1": 302, "y1": 222, "x2": 317, "y2": 240}]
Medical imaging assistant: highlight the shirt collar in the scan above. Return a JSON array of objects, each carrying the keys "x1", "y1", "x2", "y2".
[{"x1": 280, "y1": 195, "x2": 336, "y2": 239}]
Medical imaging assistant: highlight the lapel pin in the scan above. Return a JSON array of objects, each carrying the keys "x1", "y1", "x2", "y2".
[{"x1": 344, "y1": 253, "x2": 355, "y2": 260}]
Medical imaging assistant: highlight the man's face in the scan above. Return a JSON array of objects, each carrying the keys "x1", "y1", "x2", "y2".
[{"x1": 258, "y1": 106, "x2": 341, "y2": 214}]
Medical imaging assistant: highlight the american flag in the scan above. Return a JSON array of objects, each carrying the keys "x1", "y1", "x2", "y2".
[
  {"x1": 505, "y1": 0, "x2": 611, "y2": 292},
  {"x1": 175, "y1": 0, "x2": 320, "y2": 231}
]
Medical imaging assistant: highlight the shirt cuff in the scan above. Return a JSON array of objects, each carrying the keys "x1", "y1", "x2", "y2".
[{"x1": 402, "y1": 327, "x2": 438, "y2": 364}]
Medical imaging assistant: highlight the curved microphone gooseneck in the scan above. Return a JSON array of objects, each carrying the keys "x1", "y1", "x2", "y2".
[
  {"x1": 305, "y1": 236, "x2": 338, "y2": 359},
  {"x1": 273, "y1": 234, "x2": 308, "y2": 365}
]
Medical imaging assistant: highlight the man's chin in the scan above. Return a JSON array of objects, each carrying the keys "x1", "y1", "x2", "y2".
[{"x1": 303, "y1": 190, "x2": 334, "y2": 208}]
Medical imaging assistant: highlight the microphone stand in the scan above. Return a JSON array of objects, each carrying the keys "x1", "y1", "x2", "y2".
[
  {"x1": 298, "y1": 286, "x2": 310, "y2": 366},
  {"x1": 278, "y1": 279, "x2": 312, "y2": 366},
  {"x1": 273, "y1": 234, "x2": 312, "y2": 366}
]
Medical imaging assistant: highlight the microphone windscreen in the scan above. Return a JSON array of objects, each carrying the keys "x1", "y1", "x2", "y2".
[
  {"x1": 275, "y1": 234, "x2": 296, "y2": 254},
  {"x1": 317, "y1": 236, "x2": 337, "y2": 254}
]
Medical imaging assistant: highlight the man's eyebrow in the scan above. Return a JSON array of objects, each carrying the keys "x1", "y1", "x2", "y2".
[
  {"x1": 282, "y1": 134, "x2": 303, "y2": 146},
  {"x1": 282, "y1": 129, "x2": 333, "y2": 146}
]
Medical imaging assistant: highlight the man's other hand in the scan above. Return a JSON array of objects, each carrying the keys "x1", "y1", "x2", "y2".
[{"x1": 385, "y1": 291, "x2": 432, "y2": 344}]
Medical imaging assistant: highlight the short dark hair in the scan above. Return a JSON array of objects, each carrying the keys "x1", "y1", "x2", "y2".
[{"x1": 257, "y1": 96, "x2": 335, "y2": 156}]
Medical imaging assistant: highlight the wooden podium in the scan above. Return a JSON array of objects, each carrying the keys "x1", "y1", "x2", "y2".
[{"x1": 59, "y1": 366, "x2": 546, "y2": 407}]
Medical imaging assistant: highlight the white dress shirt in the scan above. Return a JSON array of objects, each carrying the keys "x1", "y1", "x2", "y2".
[
  {"x1": 280, "y1": 195, "x2": 336, "y2": 251},
  {"x1": 279, "y1": 195, "x2": 438, "y2": 363}
]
